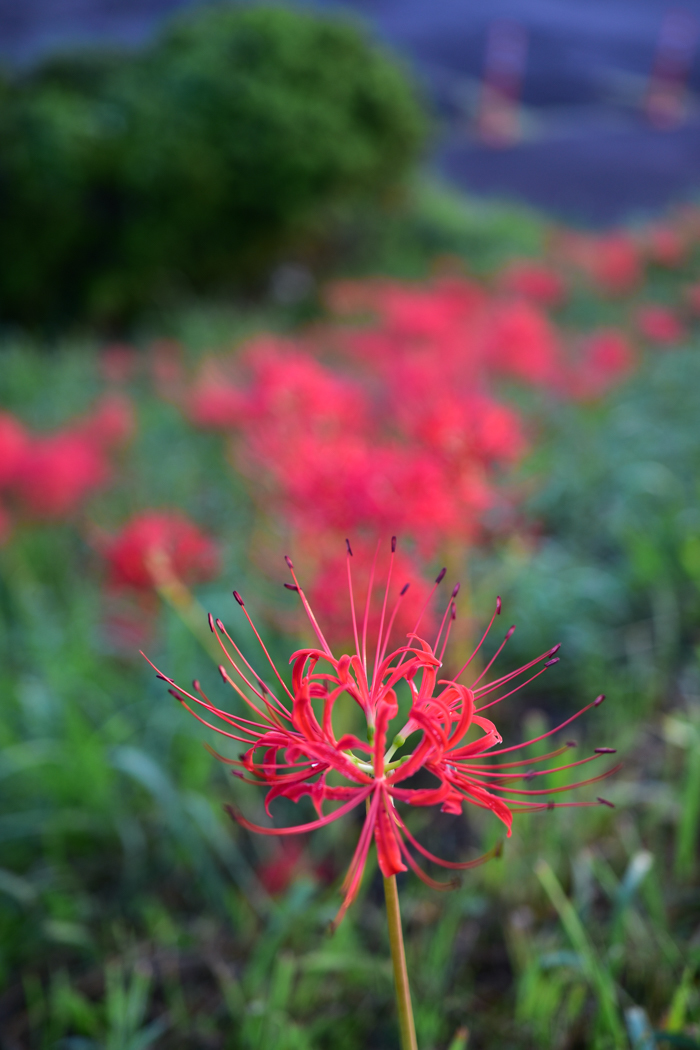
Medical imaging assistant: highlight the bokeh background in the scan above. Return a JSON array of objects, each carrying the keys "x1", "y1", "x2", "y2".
[{"x1": 1, "y1": 2, "x2": 700, "y2": 1049}]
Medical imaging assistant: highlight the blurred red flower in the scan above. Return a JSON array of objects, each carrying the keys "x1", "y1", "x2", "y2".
[
  {"x1": 569, "y1": 329, "x2": 637, "y2": 400},
  {"x1": 105, "y1": 511, "x2": 220, "y2": 590},
  {"x1": 635, "y1": 305, "x2": 685, "y2": 345},
  {"x1": 100, "y1": 343, "x2": 140, "y2": 385},
  {"x1": 645, "y1": 224, "x2": 687, "y2": 268},
  {"x1": 0, "y1": 412, "x2": 29, "y2": 489},
  {"x1": 75, "y1": 393, "x2": 136, "y2": 450},
  {"x1": 684, "y1": 282, "x2": 700, "y2": 316},
  {"x1": 482, "y1": 300, "x2": 564, "y2": 386},
  {"x1": 15, "y1": 432, "x2": 111, "y2": 519},
  {"x1": 559, "y1": 232, "x2": 642, "y2": 296},
  {"x1": 497, "y1": 260, "x2": 567, "y2": 307},
  {"x1": 148, "y1": 542, "x2": 619, "y2": 928}
]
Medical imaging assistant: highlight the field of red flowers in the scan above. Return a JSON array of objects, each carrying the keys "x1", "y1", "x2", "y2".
[{"x1": 2, "y1": 198, "x2": 700, "y2": 1049}]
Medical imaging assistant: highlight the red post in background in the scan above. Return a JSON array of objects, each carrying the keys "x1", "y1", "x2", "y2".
[
  {"x1": 476, "y1": 20, "x2": 528, "y2": 147},
  {"x1": 646, "y1": 8, "x2": 698, "y2": 128}
]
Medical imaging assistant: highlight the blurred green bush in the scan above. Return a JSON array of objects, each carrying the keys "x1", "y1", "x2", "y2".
[{"x1": 0, "y1": 4, "x2": 426, "y2": 328}]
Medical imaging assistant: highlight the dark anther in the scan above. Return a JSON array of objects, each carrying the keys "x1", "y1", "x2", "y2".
[
  {"x1": 391, "y1": 536, "x2": 397, "y2": 552},
  {"x1": 233, "y1": 590, "x2": 244, "y2": 606},
  {"x1": 192, "y1": 679, "x2": 200, "y2": 691},
  {"x1": 544, "y1": 657, "x2": 560, "y2": 668},
  {"x1": 505, "y1": 625, "x2": 516, "y2": 641},
  {"x1": 218, "y1": 665, "x2": 227, "y2": 680},
  {"x1": 284, "y1": 583, "x2": 299, "y2": 591},
  {"x1": 597, "y1": 797, "x2": 615, "y2": 808},
  {"x1": 435, "y1": 567, "x2": 446, "y2": 584},
  {"x1": 566, "y1": 740, "x2": 577, "y2": 748},
  {"x1": 548, "y1": 643, "x2": 562, "y2": 656},
  {"x1": 400, "y1": 583, "x2": 410, "y2": 596},
  {"x1": 451, "y1": 582, "x2": 461, "y2": 598},
  {"x1": 208, "y1": 613, "x2": 215, "y2": 632},
  {"x1": 594, "y1": 694, "x2": 605, "y2": 706},
  {"x1": 284, "y1": 555, "x2": 293, "y2": 568},
  {"x1": 594, "y1": 747, "x2": 617, "y2": 754},
  {"x1": 216, "y1": 618, "x2": 225, "y2": 630},
  {"x1": 345, "y1": 539, "x2": 353, "y2": 556},
  {"x1": 496, "y1": 596, "x2": 502, "y2": 615},
  {"x1": 547, "y1": 801, "x2": 555, "y2": 811}
]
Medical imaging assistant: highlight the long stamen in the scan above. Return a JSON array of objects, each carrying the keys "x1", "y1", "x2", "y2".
[
  {"x1": 438, "y1": 601, "x2": 457, "y2": 662},
  {"x1": 346, "y1": 539, "x2": 362, "y2": 664},
  {"x1": 454, "y1": 596, "x2": 502, "y2": 680},
  {"x1": 484, "y1": 695, "x2": 606, "y2": 757},
  {"x1": 361, "y1": 541, "x2": 381, "y2": 676},
  {"x1": 473, "y1": 644, "x2": 560, "y2": 698},
  {"x1": 474, "y1": 663, "x2": 552, "y2": 713},
  {"x1": 471, "y1": 624, "x2": 516, "y2": 688},
  {"x1": 284, "y1": 556, "x2": 334, "y2": 657},
  {"x1": 233, "y1": 589, "x2": 299, "y2": 703},
  {"x1": 376, "y1": 582, "x2": 411, "y2": 672},
  {"x1": 434, "y1": 582, "x2": 459, "y2": 655},
  {"x1": 466, "y1": 743, "x2": 574, "y2": 770},
  {"x1": 465, "y1": 761, "x2": 621, "y2": 798},
  {"x1": 396, "y1": 566, "x2": 446, "y2": 670},
  {"x1": 214, "y1": 617, "x2": 290, "y2": 720},
  {"x1": 372, "y1": 536, "x2": 396, "y2": 690}
]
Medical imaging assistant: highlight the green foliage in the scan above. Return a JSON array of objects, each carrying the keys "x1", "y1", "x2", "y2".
[{"x1": 0, "y1": 4, "x2": 425, "y2": 328}]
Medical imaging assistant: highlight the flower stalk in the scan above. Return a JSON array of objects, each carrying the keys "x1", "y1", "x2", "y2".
[{"x1": 384, "y1": 874, "x2": 418, "y2": 1050}]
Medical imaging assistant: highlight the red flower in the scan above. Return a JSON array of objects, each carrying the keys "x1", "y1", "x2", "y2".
[
  {"x1": 636, "y1": 305, "x2": 685, "y2": 345},
  {"x1": 645, "y1": 224, "x2": 687, "y2": 268},
  {"x1": 482, "y1": 301, "x2": 564, "y2": 387},
  {"x1": 569, "y1": 328, "x2": 637, "y2": 400},
  {"x1": 497, "y1": 261, "x2": 567, "y2": 307},
  {"x1": 100, "y1": 343, "x2": 140, "y2": 385},
  {"x1": 105, "y1": 511, "x2": 220, "y2": 590},
  {"x1": 15, "y1": 432, "x2": 111, "y2": 519},
  {"x1": 74, "y1": 393, "x2": 136, "y2": 450},
  {"x1": 0, "y1": 412, "x2": 29, "y2": 489},
  {"x1": 147, "y1": 541, "x2": 618, "y2": 928},
  {"x1": 560, "y1": 232, "x2": 642, "y2": 296}
]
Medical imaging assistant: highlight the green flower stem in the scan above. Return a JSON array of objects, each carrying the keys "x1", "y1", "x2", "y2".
[
  {"x1": 384, "y1": 874, "x2": 418, "y2": 1050},
  {"x1": 146, "y1": 551, "x2": 223, "y2": 667}
]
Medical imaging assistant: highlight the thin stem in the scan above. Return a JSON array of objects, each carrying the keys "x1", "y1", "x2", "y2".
[
  {"x1": 383, "y1": 874, "x2": 418, "y2": 1050},
  {"x1": 146, "y1": 550, "x2": 223, "y2": 666}
]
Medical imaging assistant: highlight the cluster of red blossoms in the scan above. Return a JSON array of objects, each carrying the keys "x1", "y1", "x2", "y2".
[
  {"x1": 178, "y1": 273, "x2": 643, "y2": 627},
  {"x1": 147, "y1": 540, "x2": 619, "y2": 927},
  {"x1": 100, "y1": 511, "x2": 220, "y2": 591},
  {"x1": 0, "y1": 394, "x2": 135, "y2": 542}
]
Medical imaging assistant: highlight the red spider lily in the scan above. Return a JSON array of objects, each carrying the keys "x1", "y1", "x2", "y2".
[
  {"x1": 684, "y1": 281, "x2": 700, "y2": 316},
  {"x1": 558, "y1": 232, "x2": 642, "y2": 296},
  {"x1": 104, "y1": 511, "x2": 219, "y2": 590},
  {"x1": 644, "y1": 224, "x2": 687, "y2": 269},
  {"x1": 569, "y1": 329, "x2": 637, "y2": 401},
  {"x1": 145, "y1": 540, "x2": 619, "y2": 928},
  {"x1": 635, "y1": 305, "x2": 686, "y2": 346},
  {"x1": 0, "y1": 412, "x2": 29, "y2": 489},
  {"x1": 497, "y1": 260, "x2": 568, "y2": 308},
  {"x1": 15, "y1": 432, "x2": 111, "y2": 519},
  {"x1": 100, "y1": 343, "x2": 140, "y2": 385},
  {"x1": 481, "y1": 300, "x2": 564, "y2": 387},
  {"x1": 74, "y1": 393, "x2": 136, "y2": 451}
]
